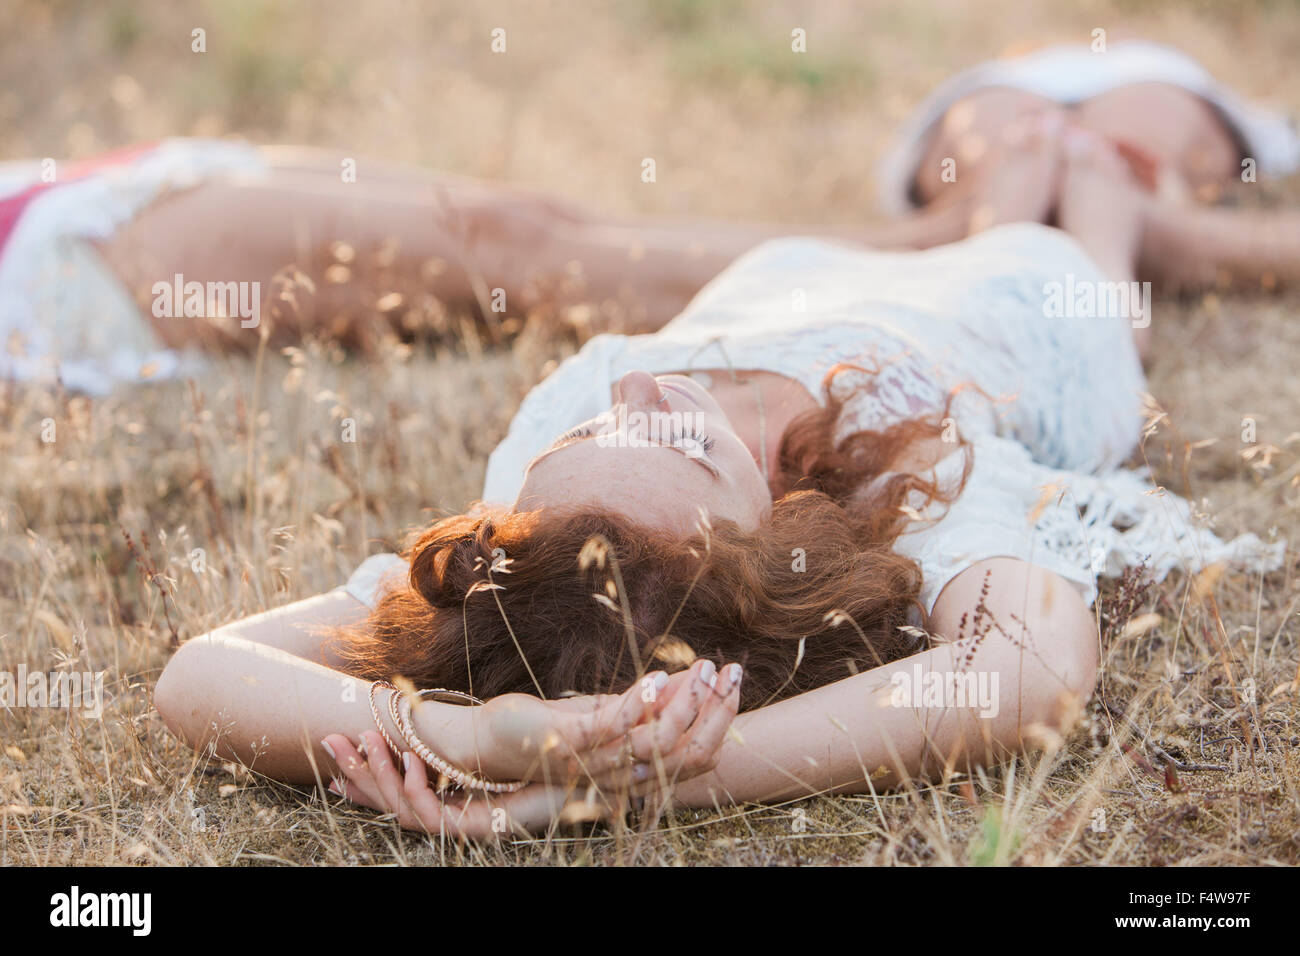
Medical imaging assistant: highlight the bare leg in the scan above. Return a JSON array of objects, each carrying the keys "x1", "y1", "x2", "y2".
[
  {"x1": 1054, "y1": 130, "x2": 1150, "y2": 358},
  {"x1": 99, "y1": 148, "x2": 977, "y2": 351}
]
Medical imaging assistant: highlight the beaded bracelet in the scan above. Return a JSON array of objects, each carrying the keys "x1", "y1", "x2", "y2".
[{"x1": 369, "y1": 680, "x2": 527, "y2": 794}]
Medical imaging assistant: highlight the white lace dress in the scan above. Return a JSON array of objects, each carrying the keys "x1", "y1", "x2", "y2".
[{"x1": 349, "y1": 224, "x2": 1284, "y2": 612}]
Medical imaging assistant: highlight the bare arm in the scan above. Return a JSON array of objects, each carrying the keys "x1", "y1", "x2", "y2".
[
  {"x1": 152, "y1": 588, "x2": 473, "y2": 786},
  {"x1": 154, "y1": 586, "x2": 735, "y2": 804},
  {"x1": 671, "y1": 557, "x2": 1099, "y2": 807}
]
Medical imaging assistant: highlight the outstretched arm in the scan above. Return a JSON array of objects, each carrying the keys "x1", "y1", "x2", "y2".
[
  {"x1": 671, "y1": 557, "x2": 1099, "y2": 807},
  {"x1": 1139, "y1": 200, "x2": 1300, "y2": 292}
]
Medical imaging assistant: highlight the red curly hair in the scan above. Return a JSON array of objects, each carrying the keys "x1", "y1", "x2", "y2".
[{"x1": 333, "y1": 367, "x2": 970, "y2": 711}]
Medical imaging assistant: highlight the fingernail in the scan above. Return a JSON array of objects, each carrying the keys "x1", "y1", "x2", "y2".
[
  {"x1": 728, "y1": 663, "x2": 743, "y2": 687},
  {"x1": 328, "y1": 777, "x2": 342, "y2": 795},
  {"x1": 652, "y1": 671, "x2": 670, "y2": 691},
  {"x1": 633, "y1": 763, "x2": 650, "y2": 782},
  {"x1": 401, "y1": 752, "x2": 411, "y2": 772},
  {"x1": 699, "y1": 659, "x2": 717, "y2": 689},
  {"x1": 320, "y1": 739, "x2": 336, "y2": 760}
]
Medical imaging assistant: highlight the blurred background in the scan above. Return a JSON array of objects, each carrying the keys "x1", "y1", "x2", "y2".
[{"x1": 3, "y1": 0, "x2": 1297, "y2": 223}]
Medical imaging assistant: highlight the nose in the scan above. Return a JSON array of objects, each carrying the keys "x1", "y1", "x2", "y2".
[{"x1": 616, "y1": 370, "x2": 666, "y2": 408}]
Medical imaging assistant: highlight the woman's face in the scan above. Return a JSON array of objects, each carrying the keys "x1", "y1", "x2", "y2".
[{"x1": 514, "y1": 370, "x2": 772, "y2": 536}]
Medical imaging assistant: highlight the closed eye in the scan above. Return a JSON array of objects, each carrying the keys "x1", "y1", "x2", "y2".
[
  {"x1": 527, "y1": 421, "x2": 721, "y2": 480},
  {"x1": 551, "y1": 425, "x2": 593, "y2": 447},
  {"x1": 667, "y1": 425, "x2": 716, "y2": 455}
]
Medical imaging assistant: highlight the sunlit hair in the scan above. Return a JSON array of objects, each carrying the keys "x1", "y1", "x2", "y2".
[{"x1": 333, "y1": 365, "x2": 971, "y2": 711}]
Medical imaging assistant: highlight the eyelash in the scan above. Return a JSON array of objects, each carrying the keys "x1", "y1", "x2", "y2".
[
  {"x1": 670, "y1": 425, "x2": 716, "y2": 454},
  {"x1": 553, "y1": 424, "x2": 715, "y2": 455},
  {"x1": 557, "y1": 425, "x2": 592, "y2": 443}
]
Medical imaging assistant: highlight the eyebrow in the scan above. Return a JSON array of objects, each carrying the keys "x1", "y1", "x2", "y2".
[{"x1": 525, "y1": 432, "x2": 721, "y2": 480}]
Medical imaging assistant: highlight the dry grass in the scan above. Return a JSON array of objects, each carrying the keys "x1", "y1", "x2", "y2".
[{"x1": 2, "y1": 0, "x2": 1299, "y2": 865}]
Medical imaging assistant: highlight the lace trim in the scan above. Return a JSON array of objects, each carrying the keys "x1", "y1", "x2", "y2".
[{"x1": 895, "y1": 433, "x2": 1285, "y2": 612}]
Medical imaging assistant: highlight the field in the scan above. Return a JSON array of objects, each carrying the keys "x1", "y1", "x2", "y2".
[{"x1": 1, "y1": 0, "x2": 1299, "y2": 865}]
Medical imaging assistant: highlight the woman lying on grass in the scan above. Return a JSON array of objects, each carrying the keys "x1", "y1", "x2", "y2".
[
  {"x1": 155, "y1": 129, "x2": 1282, "y2": 837},
  {"x1": 875, "y1": 39, "x2": 1300, "y2": 294},
  {"x1": 5, "y1": 43, "x2": 1298, "y2": 394}
]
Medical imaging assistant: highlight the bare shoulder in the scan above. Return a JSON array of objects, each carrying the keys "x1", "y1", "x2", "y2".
[
  {"x1": 928, "y1": 557, "x2": 1097, "y2": 646},
  {"x1": 925, "y1": 557, "x2": 1100, "y2": 704}
]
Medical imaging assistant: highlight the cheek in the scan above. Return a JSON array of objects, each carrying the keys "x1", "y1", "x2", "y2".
[
  {"x1": 735, "y1": 471, "x2": 770, "y2": 523},
  {"x1": 724, "y1": 452, "x2": 766, "y2": 508}
]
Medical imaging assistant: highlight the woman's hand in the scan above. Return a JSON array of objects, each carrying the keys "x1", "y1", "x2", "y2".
[
  {"x1": 324, "y1": 730, "x2": 598, "y2": 838},
  {"x1": 322, "y1": 658, "x2": 743, "y2": 834},
  {"x1": 476, "y1": 658, "x2": 743, "y2": 790}
]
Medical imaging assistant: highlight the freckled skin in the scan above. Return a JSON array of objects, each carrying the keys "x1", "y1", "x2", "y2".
[{"x1": 515, "y1": 370, "x2": 774, "y2": 536}]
